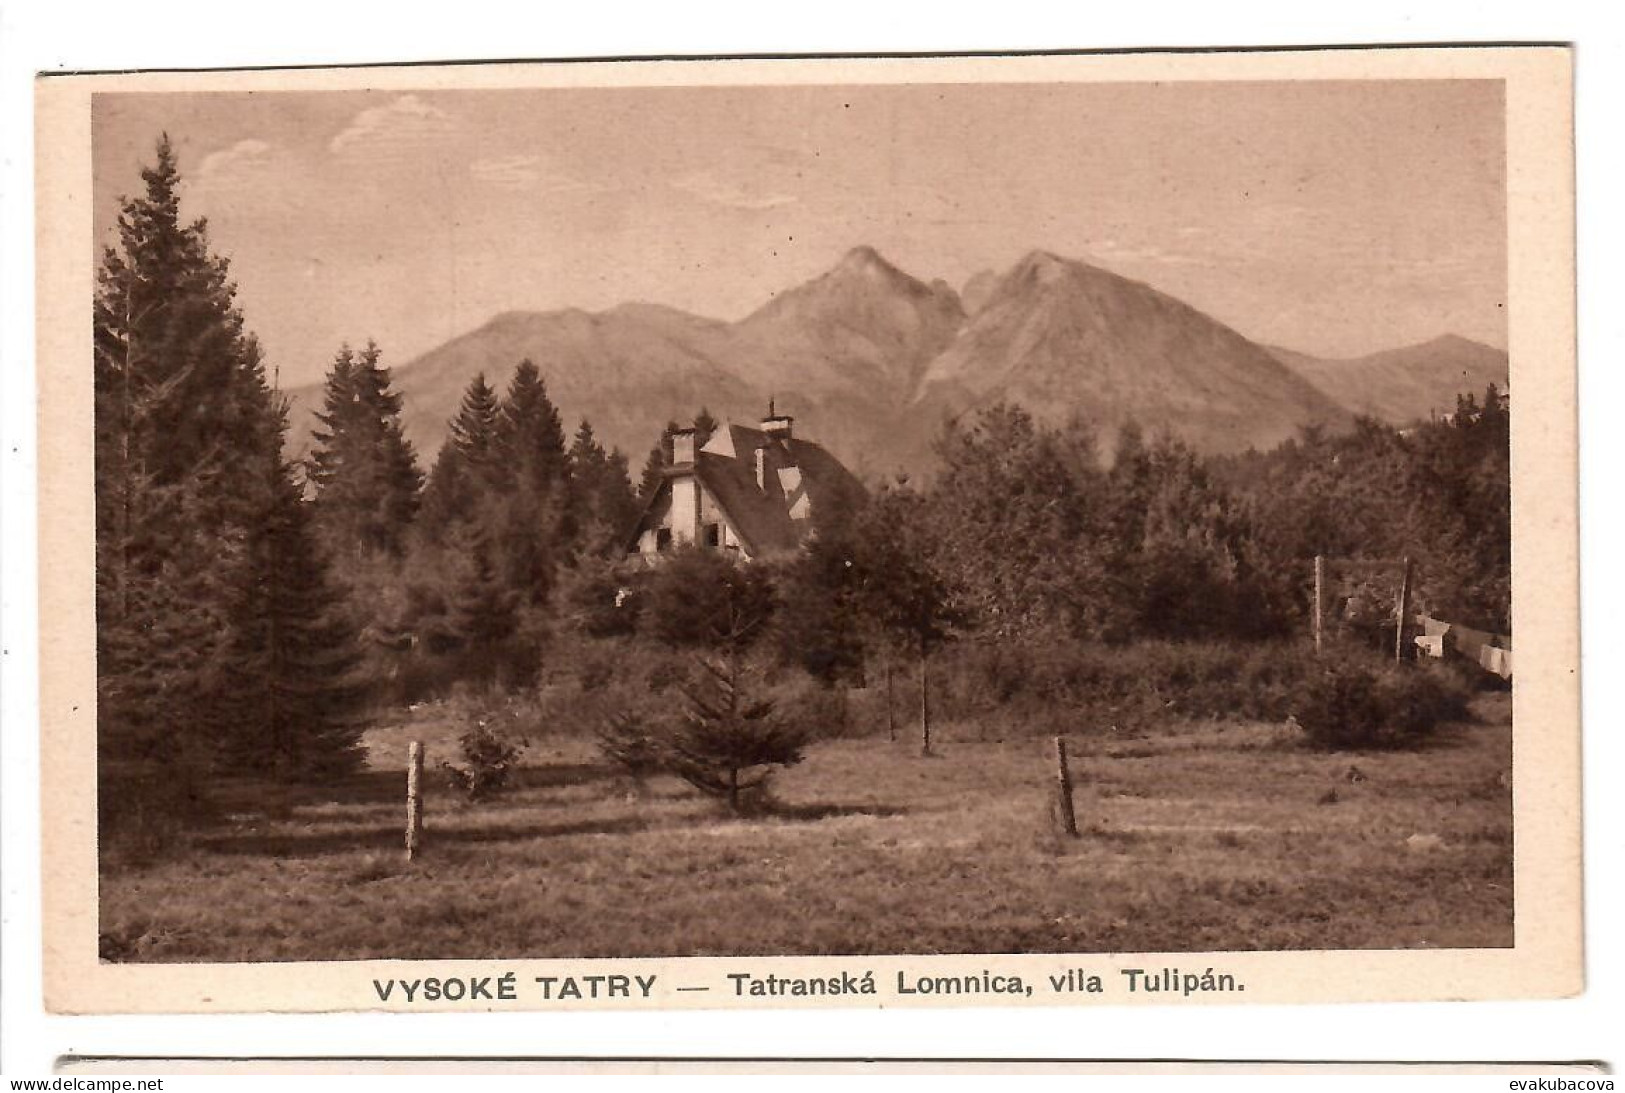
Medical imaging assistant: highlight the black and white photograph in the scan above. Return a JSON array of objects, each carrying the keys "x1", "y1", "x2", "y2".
[{"x1": 33, "y1": 47, "x2": 1579, "y2": 1013}]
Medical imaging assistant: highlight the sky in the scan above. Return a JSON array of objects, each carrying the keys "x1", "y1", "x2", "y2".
[{"x1": 92, "y1": 80, "x2": 1507, "y2": 390}]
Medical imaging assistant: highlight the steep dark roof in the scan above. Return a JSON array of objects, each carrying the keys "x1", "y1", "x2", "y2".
[
  {"x1": 778, "y1": 436, "x2": 869, "y2": 531},
  {"x1": 625, "y1": 420, "x2": 867, "y2": 556},
  {"x1": 694, "y1": 450, "x2": 796, "y2": 555}
]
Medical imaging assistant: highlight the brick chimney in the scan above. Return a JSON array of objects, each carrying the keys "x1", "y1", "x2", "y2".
[
  {"x1": 761, "y1": 397, "x2": 793, "y2": 442},
  {"x1": 670, "y1": 427, "x2": 696, "y2": 465},
  {"x1": 668, "y1": 427, "x2": 699, "y2": 546}
]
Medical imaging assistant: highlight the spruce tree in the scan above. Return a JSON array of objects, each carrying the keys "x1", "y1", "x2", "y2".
[
  {"x1": 568, "y1": 421, "x2": 637, "y2": 557},
  {"x1": 447, "y1": 530, "x2": 520, "y2": 684},
  {"x1": 495, "y1": 359, "x2": 570, "y2": 603},
  {"x1": 603, "y1": 548, "x2": 801, "y2": 813},
  {"x1": 603, "y1": 448, "x2": 638, "y2": 541},
  {"x1": 637, "y1": 442, "x2": 667, "y2": 503},
  {"x1": 308, "y1": 340, "x2": 422, "y2": 559},
  {"x1": 220, "y1": 441, "x2": 370, "y2": 778},
  {"x1": 94, "y1": 136, "x2": 369, "y2": 822},
  {"x1": 94, "y1": 136, "x2": 282, "y2": 808},
  {"x1": 499, "y1": 359, "x2": 568, "y2": 491},
  {"x1": 448, "y1": 372, "x2": 503, "y2": 477},
  {"x1": 693, "y1": 407, "x2": 719, "y2": 449},
  {"x1": 416, "y1": 445, "x2": 471, "y2": 544},
  {"x1": 666, "y1": 654, "x2": 807, "y2": 813},
  {"x1": 638, "y1": 419, "x2": 682, "y2": 501},
  {"x1": 418, "y1": 373, "x2": 503, "y2": 540}
]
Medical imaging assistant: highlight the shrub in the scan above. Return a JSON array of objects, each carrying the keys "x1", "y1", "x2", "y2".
[
  {"x1": 932, "y1": 637, "x2": 1318, "y2": 735},
  {"x1": 559, "y1": 557, "x2": 644, "y2": 638},
  {"x1": 596, "y1": 654, "x2": 809, "y2": 813},
  {"x1": 642, "y1": 547, "x2": 776, "y2": 651},
  {"x1": 439, "y1": 701, "x2": 529, "y2": 800},
  {"x1": 772, "y1": 677, "x2": 861, "y2": 741},
  {"x1": 595, "y1": 712, "x2": 668, "y2": 783},
  {"x1": 1290, "y1": 656, "x2": 1470, "y2": 750}
]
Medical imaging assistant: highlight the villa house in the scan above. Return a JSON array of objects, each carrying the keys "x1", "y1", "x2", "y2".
[{"x1": 626, "y1": 405, "x2": 865, "y2": 561}]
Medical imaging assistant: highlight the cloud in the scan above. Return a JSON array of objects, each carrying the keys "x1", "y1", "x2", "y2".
[
  {"x1": 1091, "y1": 238, "x2": 1214, "y2": 269},
  {"x1": 468, "y1": 155, "x2": 603, "y2": 195},
  {"x1": 755, "y1": 144, "x2": 817, "y2": 170},
  {"x1": 191, "y1": 139, "x2": 275, "y2": 192},
  {"x1": 329, "y1": 94, "x2": 453, "y2": 159},
  {"x1": 670, "y1": 170, "x2": 797, "y2": 211}
]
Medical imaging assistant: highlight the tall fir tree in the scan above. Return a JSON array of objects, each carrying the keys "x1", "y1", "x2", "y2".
[
  {"x1": 418, "y1": 372, "x2": 504, "y2": 540},
  {"x1": 446, "y1": 527, "x2": 520, "y2": 684},
  {"x1": 568, "y1": 420, "x2": 638, "y2": 557},
  {"x1": 448, "y1": 372, "x2": 504, "y2": 474},
  {"x1": 638, "y1": 419, "x2": 683, "y2": 501},
  {"x1": 94, "y1": 136, "x2": 280, "y2": 779},
  {"x1": 94, "y1": 136, "x2": 369, "y2": 826},
  {"x1": 219, "y1": 438, "x2": 371, "y2": 778},
  {"x1": 498, "y1": 359, "x2": 569, "y2": 490},
  {"x1": 494, "y1": 359, "x2": 571, "y2": 603},
  {"x1": 307, "y1": 340, "x2": 422, "y2": 559}
]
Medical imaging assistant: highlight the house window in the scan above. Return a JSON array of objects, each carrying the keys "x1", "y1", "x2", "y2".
[
  {"x1": 656, "y1": 528, "x2": 673, "y2": 552},
  {"x1": 703, "y1": 522, "x2": 721, "y2": 547}
]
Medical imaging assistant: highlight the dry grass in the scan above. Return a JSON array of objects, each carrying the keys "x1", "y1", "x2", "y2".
[{"x1": 98, "y1": 694, "x2": 1513, "y2": 962}]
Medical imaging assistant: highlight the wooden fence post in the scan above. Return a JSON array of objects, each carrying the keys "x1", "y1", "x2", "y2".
[
  {"x1": 883, "y1": 654, "x2": 896, "y2": 743},
  {"x1": 1313, "y1": 554, "x2": 1325, "y2": 656},
  {"x1": 1395, "y1": 556, "x2": 1413, "y2": 663},
  {"x1": 405, "y1": 740, "x2": 424, "y2": 861},
  {"x1": 918, "y1": 649, "x2": 932, "y2": 757},
  {"x1": 1052, "y1": 735, "x2": 1078, "y2": 837}
]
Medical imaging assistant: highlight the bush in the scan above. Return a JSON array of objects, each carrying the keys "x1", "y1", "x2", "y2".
[
  {"x1": 596, "y1": 654, "x2": 809, "y2": 813},
  {"x1": 641, "y1": 547, "x2": 776, "y2": 651},
  {"x1": 1290, "y1": 656, "x2": 1470, "y2": 750},
  {"x1": 595, "y1": 712, "x2": 667, "y2": 783},
  {"x1": 439, "y1": 700, "x2": 530, "y2": 800},
  {"x1": 559, "y1": 557, "x2": 644, "y2": 638},
  {"x1": 771, "y1": 676, "x2": 861, "y2": 741},
  {"x1": 933, "y1": 637, "x2": 1316, "y2": 734}
]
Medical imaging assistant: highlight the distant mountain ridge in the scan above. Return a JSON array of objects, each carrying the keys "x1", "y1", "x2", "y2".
[
  {"x1": 913, "y1": 251, "x2": 1353, "y2": 456},
  {"x1": 1266, "y1": 334, "x2": 1509, "y2": 426},
  {"x1": 284, "y1": 247, "x2": 1500, "y2": 479}
]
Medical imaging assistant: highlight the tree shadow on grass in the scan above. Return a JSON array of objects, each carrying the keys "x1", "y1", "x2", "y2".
[
  {"x1": 194, "y1": 814, "x2": 653, "y2": 859},
  {"x1": 1283, "y1": 717, "x2": 1489, "y2": 758},
  {"x1": 756, "y1": 801, "x2": 908, "y2": 822},
  {"x1": 512, "y1": 761, "x2": 620, "y2": 790},
  {"x1": 210, "y1": 760, "x2": 621, "y2": 816}
]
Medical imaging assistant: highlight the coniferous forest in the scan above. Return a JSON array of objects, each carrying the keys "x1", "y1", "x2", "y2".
[{"x1": 95, "y1": 139, "x2": 1512, "y2": 866}]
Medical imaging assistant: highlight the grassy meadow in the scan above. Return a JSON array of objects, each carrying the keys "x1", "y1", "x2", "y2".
[{"x1": 98, "y1": 690, "x2": 1513, "y2": 962}]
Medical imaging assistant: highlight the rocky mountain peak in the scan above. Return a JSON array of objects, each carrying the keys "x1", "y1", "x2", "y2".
[{"x1": 285, "y1": 242, "x2": 1458, "y2": 479}]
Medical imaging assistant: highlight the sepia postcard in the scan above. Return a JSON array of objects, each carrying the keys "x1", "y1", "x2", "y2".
[{"x1": 36, "y1": 46, "x2": 1578, "y2": 1015}]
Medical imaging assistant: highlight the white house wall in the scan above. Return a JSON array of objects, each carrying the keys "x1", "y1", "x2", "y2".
[{"x1": 633, "y1": 476, "x2": 750, "y2": 558}]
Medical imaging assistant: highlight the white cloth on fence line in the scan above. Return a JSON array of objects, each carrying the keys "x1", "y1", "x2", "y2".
[
  {"x1": 1478, "y1": 645, "x2": 1513, "y2": 679},
  {"x1": 1414, "y1": 634, "x2": 1445, "y2": 658},
  {"x1": 1419, "y1": 615, "x2": 1453, "y2": 639}
]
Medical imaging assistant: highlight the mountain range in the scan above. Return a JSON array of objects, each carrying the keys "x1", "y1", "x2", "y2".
[
  {"x1": 284, "y1": 246, "x2": 1508, "y2": 479},
  {"x1": 1264, "y1": 335, "x2": 1510, "y2": 426}
]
